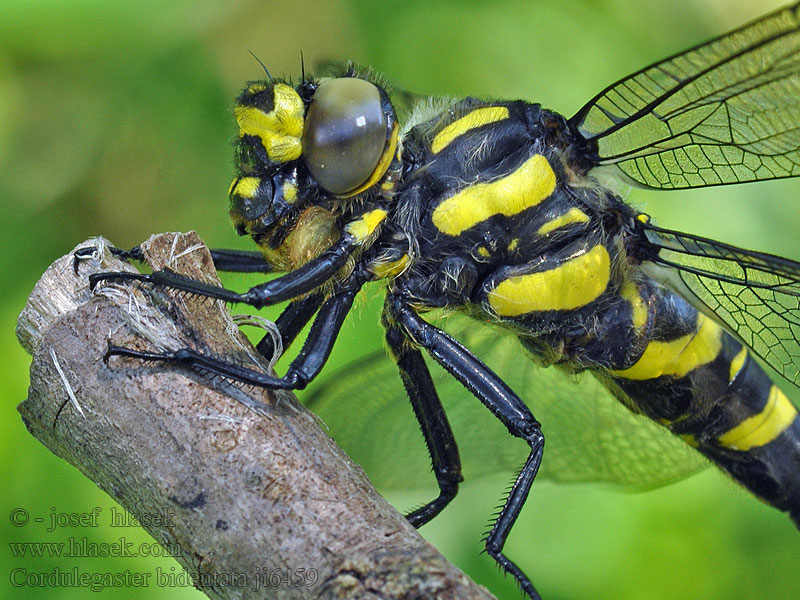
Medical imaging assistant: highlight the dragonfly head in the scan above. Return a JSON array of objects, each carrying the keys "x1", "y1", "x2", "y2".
[{"x1": 229, "y1": 71, "x2": 399, "y2": 270}]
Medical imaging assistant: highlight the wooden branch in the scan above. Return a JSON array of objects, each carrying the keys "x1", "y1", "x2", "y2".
[{"x1": 16, "y1": 232, "x2": 495, "y2": 600}]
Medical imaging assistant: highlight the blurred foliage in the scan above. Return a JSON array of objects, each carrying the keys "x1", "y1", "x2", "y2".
[{"x1": 2, "y1": 1, "x2": 799, "y2": 599}]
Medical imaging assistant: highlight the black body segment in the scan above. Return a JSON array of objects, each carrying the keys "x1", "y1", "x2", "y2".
[
  {"x1": 597, "y1": 277, "x2": 800, "y2": 517},
  {"x1": 86, "y1": 6, "x2": 800, "y2": 598}
]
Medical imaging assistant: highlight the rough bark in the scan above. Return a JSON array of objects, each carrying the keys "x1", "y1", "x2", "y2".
[{"x1": 16, "y1": 232, "x2": 495, "y2": 600}]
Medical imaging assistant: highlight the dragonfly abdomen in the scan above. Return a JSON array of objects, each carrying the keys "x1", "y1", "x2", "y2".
[{"x1": 600, "y1": 277, "x2": 800, "y2": 524}]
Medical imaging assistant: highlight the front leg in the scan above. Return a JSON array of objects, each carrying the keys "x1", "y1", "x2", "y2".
[
  {"x1": 74, "y1": 243, "x2": 271, "y2": 274},
  {"x1": 255, "y1": 292, "x2": 325, "y2": 360},
  {"x1": 106, "y1": 273, "x2": 364, "y2": 390},
  {"x1": 209, "y1": 248, "x2": 273, "y2": 273},
  {"x1": 89, "y1": 235, "x2": 358, "y2": 309}
]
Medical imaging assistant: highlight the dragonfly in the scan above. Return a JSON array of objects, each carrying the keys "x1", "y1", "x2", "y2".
[{"x1": 88, "y1": 3, "x2": 800, "y2": 598}]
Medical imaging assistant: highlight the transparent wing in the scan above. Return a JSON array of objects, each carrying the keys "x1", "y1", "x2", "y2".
[
  {"x1": 643, "y1": 222, "x2": 800, "y2": 387},
  {"x1": 570, "y1": 3, "x2": 800, "y2": 189},
  {"x1": 305, "y1": 313, "x2": 705, "y2": 492}
]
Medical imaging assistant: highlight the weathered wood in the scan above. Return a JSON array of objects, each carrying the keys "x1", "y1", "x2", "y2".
[{"x1": 16, "y1": 232, "x2": 495, "y2": 600}]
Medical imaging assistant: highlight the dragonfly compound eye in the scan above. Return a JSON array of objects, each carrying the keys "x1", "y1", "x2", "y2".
[{"x1": 302, "y1": 77, "x2": 388, "y2": 196}]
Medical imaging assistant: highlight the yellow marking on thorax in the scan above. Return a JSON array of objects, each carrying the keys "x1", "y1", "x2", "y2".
[
  {"x1": 344, "y1": 209, "x2": 388, "y2": 243},
  {"x1": 235, "y1": 83, "x2": 304, "y2": 163},
  {"x1": 488, "y1": 244, "x2": 610, "y2": 316},
  {"x1": 431, "y1": 106, "x2": 510, "y2": 154},
  {"x1": 620, "y1": 281, "x2": 648, "y2": 330},
  {"x1": 610, "y1": 313, "x2": 723, "y2": 381},
  {"x1": 370, "y1": 254, "x2": 410, "y2": 279},
  {"x1": 231, "y1": 176, "x2": 261, "y2": 199},
  {"x1": 507, "y1": 238, "x2": 519, "y2": 252},
  {"x1": 536, "y1": 207, "x2": 590, "y2": 236},
  {"x1": 728, "y1": 347, "x2": 747, "y2": 382},
  {"x1": 717, "y1": 385, "x2": 797, "y2": 451},
  {"x1": 432, "y1": 153, "x2": 557, "y2": 236}
]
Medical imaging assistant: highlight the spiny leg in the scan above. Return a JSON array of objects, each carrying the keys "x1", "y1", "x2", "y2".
[
  {"x1": 90, "y1": 235, "x2": 358, "y2": 309},
  {"x1": 255, "y1": 292, "x2": 325, "y2": 359},
  {"x1": 382, "y1": 305, "x2": 463, "y2": 528},
  {"x1": 73, "y1": 244, "x2": 273, "y2": 274},
  {"x1": 387, "y1": 295, "x2": 544, "y2": 600},
  {"x1": 209, "y1": 248, "x2": 274, "y2": 273},
  {"x1": 107, "y1": 275, "x2": 364, "y2": 390}
]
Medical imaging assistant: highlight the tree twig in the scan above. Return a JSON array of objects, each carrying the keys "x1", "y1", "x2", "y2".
[{"x1": 16, "y1": 232, "x2": 495, "y2": 600}]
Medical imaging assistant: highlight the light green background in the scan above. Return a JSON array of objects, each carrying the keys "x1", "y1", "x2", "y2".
[{"x1": 2, "y1": 1, "x2": 799, "y2": 599}]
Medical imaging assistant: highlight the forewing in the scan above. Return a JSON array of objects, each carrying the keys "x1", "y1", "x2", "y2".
[
  {"x1": 305, "y1": 313, "x2": 705, "y2": 492},
  {"x1": 571, "y1": 3, "x2": 800, "y2": 189},
  {"x1": 643, "y1": 222, "x2": 800, "y2": 387}
]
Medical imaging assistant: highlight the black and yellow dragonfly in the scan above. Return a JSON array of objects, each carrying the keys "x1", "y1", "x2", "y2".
[{"x1": 88, "y1": 3, "x2": 800, "y2": 598}]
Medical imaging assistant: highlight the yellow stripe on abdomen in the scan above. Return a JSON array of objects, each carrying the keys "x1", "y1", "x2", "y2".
[
  {"x1": 728, "y1": 346, "x2": 747, "y2": 382},
  {"x1": 488, "y1": 244, "x2": 610, "y2": 316},
  {"x1": 610, "y1": 313, "x2": 723, "y2": 380},
  {"x1": 717, "y1": 385, "x2": 798, "y2": 451},
  {"x1": 620, "y1": 281, "x2": 648, "y2": 330},
  {"x1": 432, "y1": 154, "x2": 556, "y2": 236}
]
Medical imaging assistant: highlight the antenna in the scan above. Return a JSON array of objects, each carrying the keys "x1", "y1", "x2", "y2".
[
  {"x1": 247, "y1": 49, "x2": 272, "y2": 81},
  {"x1": 300, "y1": 50, "x2": 306, "y2": 81}
]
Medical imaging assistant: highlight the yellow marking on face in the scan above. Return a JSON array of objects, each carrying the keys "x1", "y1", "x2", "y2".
[
  {"x1": 283, "y1": 181, "x2": 298, "y2": 204},
  {"x1": 728, "y1": 347, "x2": 747, "y2": 382},
  {"x1": 247, "y1": 82, "x2": 268, "y2": 94},
  {"x1": 235, "y1": 83, "x2": 304, "y2": 163},
  {"x1": 610, "y1": 314, "x2": 723, "y2": 381},
  {"x1": 536, "y1": 207, "x2": 590, "y2": 236},
  {"x1": 488, "y1": 244, "x2": 610, "y2": 316},
  {"x1": 432, "y1": 154, "x2": 556, "y2": 236},
  {"x1": 370, "y1": 254, "x2": 410, "y2": 279},
  {"x1": 620, "y1": 281, "x2": 647, "y2": 330},
  {"x1": 231, "y1": 176, "x2": 261, "y2": 199},
  {"x1": 344, "y1": 209, "x2": 388, "y2": 243},
  {"x1": 717, "y1": 385, "x2": 798, "y2": 451},
  {"x1": 431, "y1": 106, "x2": 510, "y2": 154}
]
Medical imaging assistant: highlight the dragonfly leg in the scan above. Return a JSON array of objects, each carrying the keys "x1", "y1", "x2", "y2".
[
  {"x1": 106, "y1": 277, "x2": 362, "y2": 390},
  {"x1": 383, "y1": 305, "x2": 463, "y2": 527},
  {"x1": 74, "y1": 244, "x2": 274, "y2": 275},
  {"x1": 254, "y1": 292, "x2": 325, "y2": 361},
  {"x1": 90, "y1": 236, "x2": 358, "y2": 309},
  {"x1": 209, "y1": 248, "x2": 274, "y2": 273},
  {"x1": 388, "y1": 294, "x2": 545, "y2": 600},
  {"x1": 72, "y1": 243, "x2": 145, "y2": 273}
]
